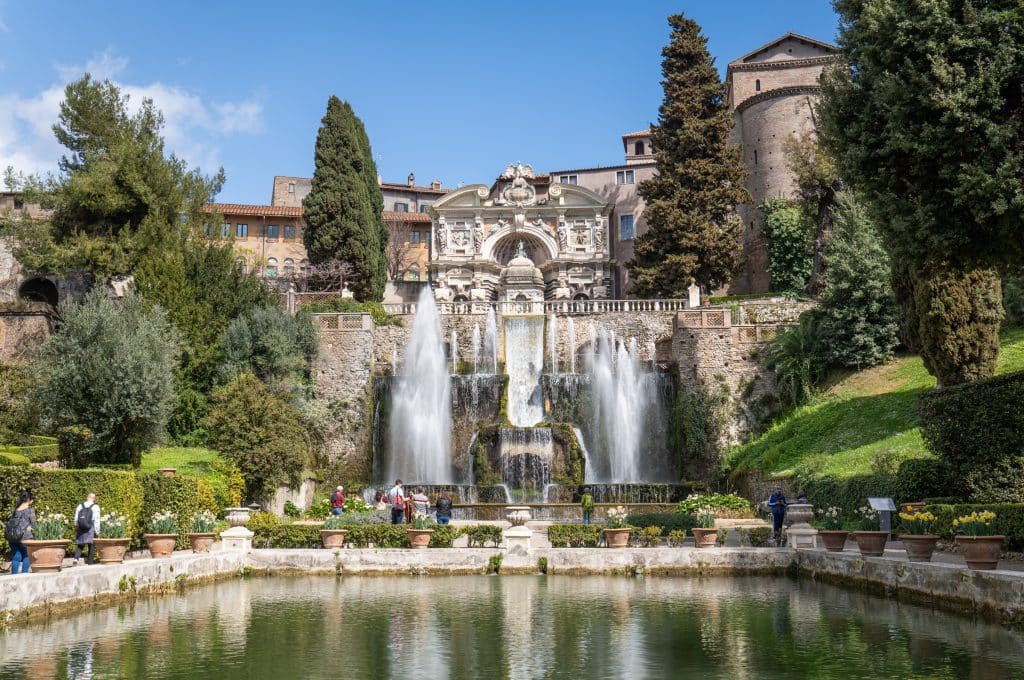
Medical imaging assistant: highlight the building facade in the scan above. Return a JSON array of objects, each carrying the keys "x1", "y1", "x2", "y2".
[{"x1": 726, "y1": 33, "x2": 838, "y2": 293}]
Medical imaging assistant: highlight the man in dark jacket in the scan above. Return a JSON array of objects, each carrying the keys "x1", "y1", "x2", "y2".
[
  {"x1": 73, "y1": 493, "x2": 100, "y2": 566},
  {"x1": 767, "y1": 488, "x2": 787, "y2": 544}
]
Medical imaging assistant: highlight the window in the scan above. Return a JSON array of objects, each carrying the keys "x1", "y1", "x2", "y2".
[
  {"x1": 203, "y1": 223, "x2": 213, "y2": 236},
  {"x1": 300, "y1": 259, "x2": 309, "y2": 273},
  {"x1": 424, "y1": 230, "x2": 431, "y2": 245},
  {"x1": 221, "y1": 223, "x2": 230, "y2": 237},
  {"x1": 634, "y1": 141, "x2": 645, "y2": 155},
  {"x1": 266, "y1": 224, "x2": 279, "y2": 240},
  {"x1": 408, "y1": 271, "x2": 420, "y2": 281},
  {"x1": 283, "y1": 258, "x2": 295, "y2": 275},
  {"x1": 236, "y1": 223, "x2": 248, "y2": 238},
  {"x1": 288, "y1": 182, "x2": 295, "y2": 193},
  {"x1": 265, "y1": 258, "x2": 278, "y2": 278},
  {"x1": 284, "y1": 225, "x2": 296, "y2": 239},
  {"x1": 616, "y1": 170, "x2": 635, "y2": 185},
  {"x1": 393, "y1": 202, "x2": 409, "y2": 212},
  {"x1": 419, "y1": 204, "x2": 430, "y2": 213},
  {"x1": 755, "y1": 79, "x2": 761, "y2": 92},
  {"x1": 410, "y1": 230, "x2": 420, "y2": 245},
  {"x1": 559, "y1": 175, "x2": 578, "y2": 185},
  {"x1": 619, "y1": 214, "x2": 635, "y2": 241}
]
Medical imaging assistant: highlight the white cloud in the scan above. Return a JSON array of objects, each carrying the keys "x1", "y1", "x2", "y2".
[{"x1": 0, "y1": 51, "x2": 264, "y2": 177}]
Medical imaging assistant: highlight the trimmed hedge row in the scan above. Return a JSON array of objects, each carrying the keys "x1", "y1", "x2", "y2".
[
  {"x1": 247, "y1": 514, "x2": 496, "y2": 549},
  {"x1": 0, "y1": 467, "x2": 217, "y2": 556},
  {"x1": 920, "y1": 370, "x2": 1024, "y2": 502},
  {"x1": 797, "y1": 458, "x2": 956, "y2": 516},
  {"x1": 547, "y1": 524, "x2": 602, "y2": 547},
  {"x1": 626, "y1": 512, "x2": 697, "y2": 536},
  {"x1": 923, "y1": 503, "x2": 1024, "y2": 551}
]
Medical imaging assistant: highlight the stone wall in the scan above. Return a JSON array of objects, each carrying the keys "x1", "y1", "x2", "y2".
[{"x1": 0, "y1": 306, "x2": 55, "y2": 363}]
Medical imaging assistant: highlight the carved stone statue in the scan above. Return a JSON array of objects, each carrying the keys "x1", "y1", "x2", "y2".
[
  {"x1": 472, "y1": 222, "x2": 484, "y2": 254},
  {"x1": 436, "y1": 222, "x2": 448, "y2": 254},
  {"x1": 557, "y1": 222, "x2": 569, "y2": 252},
  {"x1": 554, "y1": 278, "x2": 571, "y2": 299},
  {"x1": 594, "y1": 223, "x2": 605, "y2": 253}
]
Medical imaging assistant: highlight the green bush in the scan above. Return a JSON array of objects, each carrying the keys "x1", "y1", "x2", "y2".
[
  {"x1": 345, "y1": 525, "x2": 408, "y2": 548},
  {"x1": 674, "y1": 493, "x2": 753, "y2": 515},
  {"x1": 798, "y1": 459, "x2": 956, "y2": 516},
  {"x1": 464, "y1": 524, "x2": 502, "y2": 547},
  {"x1": 630, "y1": 525, "x2": 663, "y2": 547},
  {"x1": 737, "y1": 527, "x2": 771, "y2": 547},
  {"x1": 0, "y1": 450, "x2": 30, "y2": 466},
  {"x1": 547, "y1": 524, "x2": 602, "y2": 547},
  {"x1": 759, "y1": 197, "x2": 812, "y2": 295},
  {"x1": 667, "y1": 529, "x2": 688, "y2": 546},
  {"x1": 924, "y1": 503, "x2": 1024, "y2": 551},
  {"x1": 57, "y1": 425, "x2": 94, "y2": 469},
  {"x1": 139, "y1": 473, "x2": 218, "y2": 548},
  {"x1": 429, "y1": 525, "x2": 461, "y2": 548},
  {"x1": 627, "y1": 512, "x2": 697, "y2": 536},
  {"x1": 217, "y1": 306, "x2": 317, "y2": 385},
  {"x1": 920, "y1": 370, "x2": 1024, "y2": 502}
]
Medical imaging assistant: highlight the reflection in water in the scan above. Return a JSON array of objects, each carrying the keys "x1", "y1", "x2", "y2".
[{"x1": 1, "y1": 576, "x2": 1023, "y2": 679}]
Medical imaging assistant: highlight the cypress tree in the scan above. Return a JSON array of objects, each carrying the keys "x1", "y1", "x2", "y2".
[
  {"x1": 629, "y1": 13, "x2": 748, "y2": 296},
  {"x1": 819, "y1": 0, "x2": 1023, "y2": 385},
  {"x1": 303, "y1": 97, "x2": 386, "y2": 301}
]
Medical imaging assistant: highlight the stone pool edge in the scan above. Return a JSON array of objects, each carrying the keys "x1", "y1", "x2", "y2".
[{"x1": 2, "y1": 547, "x2": 1022, "y2": 627}]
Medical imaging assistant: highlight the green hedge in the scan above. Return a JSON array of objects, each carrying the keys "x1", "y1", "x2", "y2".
[
  {"x1": 547, "y1": 524, "x2": 602, "y2": 547},
  {"x1": 139, "y1": 474, "x2": 218, "y2": 548},
  {"x1": 627, "y1": 512, "x2": 697, "y2": 536},
  {"x1": 923, "y1": 503, "x2": 1024, "y2": 551},
  {"x1": 463, "y1": 524, "x2": 502, "y2": 547},
  {"x1": 0, "y1": 451, "x2": 29, "y2": 466},
  {"x1": 797, "y1": 457, "x2": 956, "y2": 515},
  {"x1": 248, "y1": 513, "x2": 467, "y2": 549},
  {"x1": 920, "y1": 370, "x2": 1024, "y2": 502}
]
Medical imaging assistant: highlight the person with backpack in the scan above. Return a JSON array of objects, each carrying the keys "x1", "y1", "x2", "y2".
[
  {"x1": 73, "y1": 493, "x2": 101, "y2": 566},
  {"x1": 581, "y1": 488, "x2": 595, "y2": 525},
  {"x1": 388, "y1": 480, "x2": 405, "y2": 525},
  {"x1": 330, "y1": 486, "x2": 345, "y2": 516},
  {"x1": 5, "y1": 491, "x2": 36, "y2": 574},
  {"x1": 767, "y1": 487, "x2": 788, "y2": 544},
  {"x1": 435, "y1": 492, "x2": 453, "y2": 526}
]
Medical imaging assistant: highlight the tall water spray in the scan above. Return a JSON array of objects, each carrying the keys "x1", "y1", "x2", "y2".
[
  {"x1": 504, "y1": 316, "x2": 545, "y2": 426},
  {"x1": 450, "y1": 330, "x2": 458, "y2": 374},
  {"x1": 547, "y1": 314, "x2": 558, "y2": 372},
  {"x1": 471, "y1": 324, "x2": 482, "y2": 374},
  {"x1": 387, "y1": 287, "x2": 453, "y2": 483},
  {"x1": 567, "y1": 317, "x2": 576, "y2": 373},
  {"x1": 484, "y1": 307, "x2": 499, "y2": 373}
]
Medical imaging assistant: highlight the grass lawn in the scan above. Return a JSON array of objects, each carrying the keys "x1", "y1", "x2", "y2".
[
  {"x1": 140, "y1": 447, "x2": 228, "y2": 479},
  {"x1": 724, "y1": 326, "x2": 1024, "y2": 480}
]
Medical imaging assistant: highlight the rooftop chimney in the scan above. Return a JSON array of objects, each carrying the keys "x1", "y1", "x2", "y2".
[
  {"x1": 431, "y1": 180, "x2": 441, "y2": 190},
  {"x1": 407, "y1": 172, "x2": 415, "y2": 187}
]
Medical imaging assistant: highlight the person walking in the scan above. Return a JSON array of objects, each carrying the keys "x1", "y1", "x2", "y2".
[
  {"x1": 581, "y1": 488, "x2": 594, "y2": 525},
  {"x1": 5, "y1": 491, "x2": 36, "y2": 574},
  {"x1": 330, "y1": 486, "x2": 345, "y2": 516},
  {"x1": 767, "y1": 487, "x2": 788, "y2": 544},
  {"x1": 435, "y1": 492, "x2": 453, "y2": 526},
  {"x1": 73, "y1": 493, "x2": 101, "y2": 566},
  {"x1": 388, "y1": 480, "x2": 406, "y2": 525},
  {"x1": 411, "y1": 487, "x2": 429, "y2": 518}
]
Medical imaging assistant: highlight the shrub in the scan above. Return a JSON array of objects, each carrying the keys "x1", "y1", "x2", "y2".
[
  {"x1": 464, "y1": 524, "x2": 502, "y2": 547},
  {"x1": 322, "y1": 515, "x2": 346, "y2": 530},
  {"x1": 35, "y1": 290, "x2": 178, "y2": 467},
  {"x1": 924, "y1": 504, "x2": 1024, "y2": 550},
  {"x1": 797, "y1": 458, "x2": 957, "y2": 515},
  {"x1": 627, "y1": 512, "x2": 696, "y2": 536},
  {"x1": 217, "y1": 306, "x2": 317, "y2": 385},
  {"x1": 547, "y1": 524, "x2": 602, "y2": 547},
  {"x1": 920, "y1": 370, "x2": 1024, "y2": 502},
  {"x1": 737, "y1": 527, "x2": 771, "y2": 547},
  {"x1": 336, "y1": 510, "x2": 389, "y2": 526},
  {"x1": 305, "y1": 496, "x2": 332, "y2": 518},
  {"x1": 283, "y1": 501, "x2": 302, "y2": 518},
  {"x1": 764, "y1": 311, "x2": 828, "y2": 406},
  {"x1": 759, "y1": 197, "x2": 812, "y2": 295},
  {"x1": 0, "y1": 451, "x2": 29, "y2": 466},
  {"x1": 56, "y1": 425, "x2": 94, "y2": 470},
  {"x1": 675, "y1": 493, "x2": 752, "y2": 516},
  {"x1": 139, "y1": 473, "x2": 217, "y2": 547},
  {"x1": 429, "y1": 525, "x2": 461, "y2": 548},
  {"x1": 630, "y1": 526, "x2": 662, "y2": 547},
  {"x1": 203, "y1": 373, "x2": 309, "y2": 502},
  {"x1": 345, "y1": 525, "x2": 407, "y2": 548},
  {"x1": 667, "y1": 529, "x2": 688, "y2": 546}
]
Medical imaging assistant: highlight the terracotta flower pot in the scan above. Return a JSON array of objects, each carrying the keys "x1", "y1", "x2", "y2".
[
  {"x1": 21, "y1": 539, "x2": 68, "y2": 573},
  {"x1": 852, "y1": 531, "x2": 888, "y2": 557},
  {"x1": 692, "y1": 528, "x2": 718, "y2": 548},
  {"x1": 189, "y1": 533, "x2": 216, "y2": 553},
  {"x1": 956, "y1": 535, "x2": 1004, "y2": 570},
  {"x1": 407, "y1": 529, "x2": 433, "y2": 549},
  {"x1": 94, "y1": 537, "x2": 131, "y2": 564},
  {"x1": 603, "y1": 527, "x2": 631, "y2": 548},
  {"x1": 319, "y1": 529, "x2": 348, "y2": 549},
  {"x1": 144, "y1": 533, "x2": 178, "y2": 558},
  {"x1": 818, "y1": 530, "x2": 849, "y2": 553},
  {"x1": 899, "y1": 534, "x2": 939, "y2": 562}
]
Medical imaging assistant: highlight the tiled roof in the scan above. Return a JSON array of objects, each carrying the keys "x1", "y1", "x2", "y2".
[
  {"x1": 204, "y1": 203, "x2": 303, "y2": 218},
  {"x1": 730, "y1": 32, "x2": 837, "y2": 65},
  {"x1": 383, "y1": 210, "x2": 432, "y2": 222},
  {"x1": 380, "y1": 182, "x2": 448, "y2": 194},
  {"x1": 622, "y1": 129, "x2": 652, "y2": 138}
]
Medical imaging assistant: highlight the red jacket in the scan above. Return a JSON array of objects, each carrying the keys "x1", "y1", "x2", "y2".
[{"x1": 331, "y1": 491, "x2": 345, "y2": 508}]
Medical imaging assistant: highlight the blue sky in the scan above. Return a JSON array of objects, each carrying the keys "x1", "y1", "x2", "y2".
[{"x1": 0, "y1": 1, "x2": 839, "y2": 203}]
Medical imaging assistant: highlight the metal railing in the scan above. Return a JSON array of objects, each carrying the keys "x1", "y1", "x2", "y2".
[{"x1": 381, "y1": 298, "x2": 690, "y2": 317}]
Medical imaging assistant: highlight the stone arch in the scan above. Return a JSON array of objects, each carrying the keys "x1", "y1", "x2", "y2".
[
  {"x1": 18, "y1": 277, "x2": 58, "y2": 307},
  {"x1": 481, "y1": 224, "x2": 558, "y2": 264}
]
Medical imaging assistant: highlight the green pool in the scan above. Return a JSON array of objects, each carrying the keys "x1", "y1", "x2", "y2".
[{"x1": 1, "y1": 575, "x2": 1022, "y2": 679}]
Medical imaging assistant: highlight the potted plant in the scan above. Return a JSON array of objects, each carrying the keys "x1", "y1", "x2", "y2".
[
  {"x1": 954, "y1": 510, "x2": 1003, "y2": 570},
  {"x1": 189, "y1": 510, "x2": 217, "y2": 553},
  {"x1": 94, "y1": 512, "x2": 131, "y2": 564},
  {"x1": 852, "y1": 505, "x2": 887, "y2": 556},
  {"x1": 22, "y1": 510, "x2": 69, "y2": 573},
  {"x1": 320, "y1": 514, "x2": 349, "y2": 549},
  {"x1": 816, "y1": 506, "x2": 847, "y2": 552},
  {"x1": 691, "y1": 507, "x2": 718, "y2": 548},
  {"x1": 144, "y1": 511, "x2": 179, "y2": 558},
  {"x1": 603, "y1": 506, "x2": 632, "y2": 548},
  {"x1": 897, "y1": 510, "x2": 939, "y2": 562},
  {"x1": 407, "y1": 514, "x2": 435, "y2": 549}
]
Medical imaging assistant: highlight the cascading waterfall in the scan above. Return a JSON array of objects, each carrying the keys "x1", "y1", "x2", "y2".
[
  {"x1": 387, "y1": 287, "x2": 453, "y2": 483},
  {"x1": 567, "y1": 317, "x2": 576, "y2": 373},
  {"x1": 484, "y1": 307, "x2": 499, "y2": 373},
  {"x1": 547, "y1": 314, "x2": 558, "y2": 372},
  {"x1": 450, "y1": 330, "x2": 459, "y2": 374},
  {"x1": 504, "y1": 316, "x2": 545, "y2": 427},
  {"x1": 498, "y1": 427, "x2": 554, "y2": 502},
  {"x1": 472, "y1": 324, "x2": 482, "y2": 374}
]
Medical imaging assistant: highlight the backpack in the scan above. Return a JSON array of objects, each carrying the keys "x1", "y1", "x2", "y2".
[
  {"x1": 76, "y1": 504, "x2": 94, "y2": 534},
  {"x1": 4, "y1": 512, "x2": 28, "y2": 543},
  {"x1": 391, "y1": 490, "x2": 405, "y2": 510}
]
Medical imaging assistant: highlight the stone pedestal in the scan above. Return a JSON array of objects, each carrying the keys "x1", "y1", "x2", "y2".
[
  {"x1": 504, "y1": 526, "x2": 532, "y2": 555},
  {"x1": 786, "y1": 503, "x2": 818, "y2": 549},
  {"x1": 688, "y1": 282, "x2": 701, "y2": 308},
  {"x1": 221, "y1": 526, "x2": 254, "y2": 552}
]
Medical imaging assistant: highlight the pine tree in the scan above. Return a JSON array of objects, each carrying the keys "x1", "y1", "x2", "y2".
[
  {"x1": 302, "y1": 97, "x2": 386, "y2": 301},
  {"x1": 628, "y1": 13, "x2": 748, "y2": 296},
  {"x1": 819, "y1": 0, "x2": 1024, "y2": 385}
]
